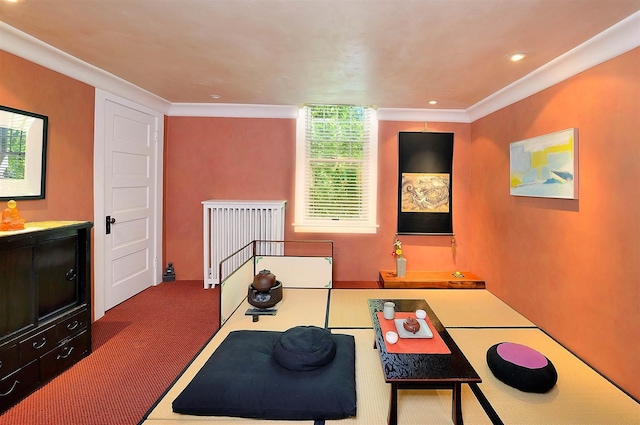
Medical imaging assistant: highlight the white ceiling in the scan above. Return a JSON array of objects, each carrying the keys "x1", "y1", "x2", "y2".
[{"x1": 1, "y1": 0, "x2": 639, "y2": 111}]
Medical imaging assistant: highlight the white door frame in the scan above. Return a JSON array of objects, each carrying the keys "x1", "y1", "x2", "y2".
[{"x1": 93, "y1": 88, "x2": 164, "y2": 320}]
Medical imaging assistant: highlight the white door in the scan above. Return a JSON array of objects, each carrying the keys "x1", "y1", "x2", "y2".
[{"x1": 95, "y1": 92, "x2": 161, "y2": 312}]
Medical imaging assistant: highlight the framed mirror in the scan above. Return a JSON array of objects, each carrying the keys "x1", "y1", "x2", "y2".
[{"x1": 0, "y1": 105, "x2": 48, "y2": 200}]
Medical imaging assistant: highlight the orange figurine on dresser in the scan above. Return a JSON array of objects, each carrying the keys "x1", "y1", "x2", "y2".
[{"x1": 0, "y1": 199, "x2": 26, "y2": 231}]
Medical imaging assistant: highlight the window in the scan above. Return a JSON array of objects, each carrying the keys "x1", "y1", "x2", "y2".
[
  {"x1": 294, "y1": 104, "x2": 378, "y2": 233},
  {"x1": 0, "y1": 125, "x2": 27, "y2": 179}
]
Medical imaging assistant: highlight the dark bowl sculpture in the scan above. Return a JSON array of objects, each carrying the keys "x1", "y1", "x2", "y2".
[{"x1": 248, "y1": 280, "x2": 283, "y2": 309}]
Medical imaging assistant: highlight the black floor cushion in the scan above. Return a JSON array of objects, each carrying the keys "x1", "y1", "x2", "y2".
[
  {"x1": 172, "y1": 328, "x2": 357, "y2": 420},
  {"x1": 487, "y1": 342, "x2": 558, "y2": 393}
]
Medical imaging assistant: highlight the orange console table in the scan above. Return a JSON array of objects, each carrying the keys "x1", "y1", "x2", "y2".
[{"x1": 378, "y1": 270, "x2": 485, "y2": 289}]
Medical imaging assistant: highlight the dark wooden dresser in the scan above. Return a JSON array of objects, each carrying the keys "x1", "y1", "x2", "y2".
[{"x1": 0, "y1": 221, "x2": 92, "y2": 413}]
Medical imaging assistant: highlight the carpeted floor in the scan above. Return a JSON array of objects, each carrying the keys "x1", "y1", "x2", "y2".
[{"x1": 0, "y1": 280, "x2": 220, "y2": 425}]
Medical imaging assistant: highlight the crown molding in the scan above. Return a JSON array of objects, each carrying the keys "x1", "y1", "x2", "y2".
[
  {"x1": 376, "y1": 108, "x2": 470, "y2": 123},
  {"x1": 0, "y1": 22, "x2": 171, "y2": 114},
  {"x1": 2, "y1": 11, "x2": 638, "y2": 121},
  {"x1": 168, "y1": 103, "x2": 298, "y2": 119},
  {"x1": 466, "y1": 10, "x2": 640, "y2": 122}
]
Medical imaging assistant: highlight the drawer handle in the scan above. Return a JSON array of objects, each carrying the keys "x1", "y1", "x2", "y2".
[
  {"x1": 32, "y1": 338, "x2": 47, "y2": 350},
  {"x1": 65, "y1": 268, "x2": 77, "y2": 281},
  {"x1": 66, "y1": 320, "x2": 79, "y2": 331},
  {"x1": 56, "y1": 346, "x2": 74, "y2": 360},
  {"x1": 0, "y1": 380, "x2": 19, "y2": 397}
]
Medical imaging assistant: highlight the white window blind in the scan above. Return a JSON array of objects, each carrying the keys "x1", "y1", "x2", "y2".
[{"x1": 294, "y1": 105, "x2": 378, "y2": 234}]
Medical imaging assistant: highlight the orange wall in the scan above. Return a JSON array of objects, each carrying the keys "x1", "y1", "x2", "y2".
[
  {"x1": 0, "y1": 51, "x2": 95, "y2": 222},
  {"x1": 164, "y1": 116, "x2": 297, "y2": 279},
  {"x1": 469, "y1": 47, "x2": 640, "y2": 399},
  {"x1": 375, "y1": 122, "x2": 473, "y2": 276},
  {"x1": 164, "y1": 118, "x2": 473, "y2": 281},
  {"x1": 1, "y1": 51, "x2": 95, "y2": 317},
  {"x1": 5, "y1": 45, "x2": 638, "y2": 399}
]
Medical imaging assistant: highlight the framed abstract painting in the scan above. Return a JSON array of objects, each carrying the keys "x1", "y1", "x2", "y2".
[{"x1": 510, "y1": 128, "x2": 579, "y2": 199}]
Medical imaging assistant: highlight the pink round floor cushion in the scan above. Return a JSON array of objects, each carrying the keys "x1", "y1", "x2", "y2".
[{"x1": 487, "y1": 342, "x2": 557, "y2": 393}]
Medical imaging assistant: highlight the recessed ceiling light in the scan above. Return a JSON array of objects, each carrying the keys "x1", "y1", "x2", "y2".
[
  {"x1": 4, "y1": 0, "x2": 26, "y2": 3},
  {"x1": 210, "y1": 94, "x2": 221, "y2": 100},
  {"x1": 428, "y1": 100, "x2": 438, "y2": 105},
  {"x1": 509, "y1": 52, "x2": 527, "y2": 62}
]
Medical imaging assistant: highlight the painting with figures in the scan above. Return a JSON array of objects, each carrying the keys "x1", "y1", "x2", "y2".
[{"x1": 401, "y1": 173, "x2": 450, "y2": 213}]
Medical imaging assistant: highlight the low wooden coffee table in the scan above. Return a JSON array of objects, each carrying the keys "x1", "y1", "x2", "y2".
[{"x1": 368, "y1": 299, "x2": 481, "y2": 425}]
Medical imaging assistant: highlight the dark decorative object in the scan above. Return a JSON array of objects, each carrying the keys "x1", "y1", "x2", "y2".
[
  {"x1": 0, "y1": 105, "x2": 48, "y2": 200},
  {"x1": 397, "y1": 132, "x2": 454, "y2": 235},
  {"x1": 162, "y1": 262, "x2": 175, "y2": 282},
  {"x1": 247, "y1": 269, "x2": 282, "y2": 309},
  {"x1": 252, "y1": 269, "x2": 276, "y2": 291},
  {"x1": 403, "y1": 316, "x2": 421, "y2": 333}
]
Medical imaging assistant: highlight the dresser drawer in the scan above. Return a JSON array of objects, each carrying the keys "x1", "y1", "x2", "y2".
[
  {"x1": 57, "y1": 309, "x2": 89, "y2": 340},
  {"x1": 19, "y1": 325, "x2": 57, "y2": 364},
  {"x1": 40, "y1": 330, "x2": 90, "y2": 381},
  {"x1": 0, "y1": 360, "x2": 39, "y2": 412},
  {"x1": 0, "y1": 344, "x2": 19, "y2": 379}
]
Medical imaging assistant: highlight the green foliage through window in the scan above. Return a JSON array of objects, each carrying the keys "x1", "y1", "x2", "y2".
[
  {"x1": 305, "y1": 105, "x2": 370, "y2": 219},
  {"x1": 0, "y1": 127, "x2": 26, "y2": 179}
]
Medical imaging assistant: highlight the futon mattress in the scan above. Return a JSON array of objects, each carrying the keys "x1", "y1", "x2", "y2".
[{"x1": 172, "y1": 329, "x2": 357, "y2": 420}]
